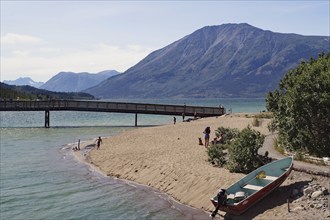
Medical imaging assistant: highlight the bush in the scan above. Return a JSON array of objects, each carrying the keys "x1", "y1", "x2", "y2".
[
  {"x1": 267, "y1": 119, "x2": 277, "y2": 133},
  {"x1": 252, "y1": 117, "x2": 261, "y2": 127},
  {"x1": 215, "y1": 127, "x2": 239, "y2": 144},
  {"x1": 207, "y1": 144, "x2": 226, "y2": 167},
  {"x1": 227, "y1": 126, "x2": 265, "y2": 173},
  {"x1": 207, "y1": 126, "x2": 270, "y2": 173},
  {"x1": 294, "y1": 150, "x2": 306, "y2": 161},
  {"x1": 207, "y1": 127, "x2": 239, "y2": 167}
]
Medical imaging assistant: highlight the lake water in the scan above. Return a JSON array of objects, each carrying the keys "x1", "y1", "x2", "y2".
[{"x1": 0, "y1": 98, "x2": 265, "y2": 219}]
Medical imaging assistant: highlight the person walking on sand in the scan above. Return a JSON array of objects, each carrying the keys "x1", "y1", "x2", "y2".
[
  {"x1": 173, "y1": 117, "x2": 176, "y2": 124},
  {"x1": 203, "y1": 126, "x2": 211, "y2": 148},
  {"x1": 96, "y1": 136, "x2": 102, "y2": 150}
]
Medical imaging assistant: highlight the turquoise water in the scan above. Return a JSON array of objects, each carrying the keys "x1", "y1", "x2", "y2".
[{"x1": 0, "y1": 98, "x2": 265, "y2": 219}]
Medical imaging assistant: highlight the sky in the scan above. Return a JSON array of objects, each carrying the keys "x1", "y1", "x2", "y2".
[{"x1": 1, "y1": 1, "x2": 329, "y2": 82}]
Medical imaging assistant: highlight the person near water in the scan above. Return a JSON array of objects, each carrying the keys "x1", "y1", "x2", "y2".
[
  {"x1": 96, "y1": 136, "x2": 102, "y2": 150},
  {"x1": 173, "y1": 117, "x2": 176, "y2": 124}
]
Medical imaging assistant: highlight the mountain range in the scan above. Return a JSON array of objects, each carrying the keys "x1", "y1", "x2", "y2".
[
  {"x1": 3, "y1": 77, "x2": 44, "y2": 88},
  {"x1": 85, "y1": 23, "x2": 329, "y2": 98},
  {"x1": 0, "y1": 82, "x2": 94, "y2": 100},
  {"x1": 40, "y1": 70, "x2": 119, "y2": 92}
]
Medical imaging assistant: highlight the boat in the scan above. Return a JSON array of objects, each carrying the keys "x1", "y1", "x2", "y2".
[{"x1": 211, "y1": 157, "x2": 293, "y2": 215}]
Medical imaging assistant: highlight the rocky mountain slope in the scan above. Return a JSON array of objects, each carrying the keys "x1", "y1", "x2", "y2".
[{"x1": 85, "y1": 23, "x2": 329, "y2": 98}]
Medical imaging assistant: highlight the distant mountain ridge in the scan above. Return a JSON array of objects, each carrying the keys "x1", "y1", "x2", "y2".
[
  {"x1": 85, "y1": 23, "x2": 329, "y2": 98},
  {"x1": 0, "y1": 82, "x2": 94, "y2": 100},
  {"x1": 40, "y1": 70, "x2": 120, "y2": 92},
  {"x1": 3, "y1": 77, "x2": 44, "y2": 88}
]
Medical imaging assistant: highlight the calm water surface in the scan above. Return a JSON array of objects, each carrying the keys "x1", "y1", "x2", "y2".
[{"x1": 0, "y1": 98, "x2": 265, "y2": 219}]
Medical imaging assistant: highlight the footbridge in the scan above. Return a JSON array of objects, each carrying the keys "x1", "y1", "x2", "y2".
[{"x1": 0, "y1": 100, "x2": 225, "y2": 127}]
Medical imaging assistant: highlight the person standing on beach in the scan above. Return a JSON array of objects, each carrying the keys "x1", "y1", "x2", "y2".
[
  {"x1": 203, "y1": 126, "x2": 211, "y2": 148},
  {"x1": 173, "y1": 117, "x2": 176, "y2": 124},
  {"x1": 96, "y1": 136, "x2": 102, "y2": 150},
  {"x1": 182, "y1": 103, "x2": 186, "y2": 121}
]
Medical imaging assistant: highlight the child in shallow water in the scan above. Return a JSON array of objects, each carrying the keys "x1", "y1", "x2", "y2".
[{"x1": 96, "y1": 136, "x2": 102, "y2": 150}]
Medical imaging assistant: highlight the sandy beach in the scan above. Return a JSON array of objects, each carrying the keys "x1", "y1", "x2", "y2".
[{"x1": 80, "y1": 115, "x2": 329, "y2": 219}]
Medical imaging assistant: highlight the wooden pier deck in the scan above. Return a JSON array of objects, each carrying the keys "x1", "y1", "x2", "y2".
[{"x1": 0, "y1": 100, "x2": 225, "y2": 127}]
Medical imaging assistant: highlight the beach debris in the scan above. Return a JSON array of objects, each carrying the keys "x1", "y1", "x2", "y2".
[{"x1": 311, "y1": 191, "x2": 323, "y2": 198}]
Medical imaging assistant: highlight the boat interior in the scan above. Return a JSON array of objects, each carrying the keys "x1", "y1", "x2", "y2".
[{"x1": 225, "y1": 166, "x2": 291, "y2": 205}]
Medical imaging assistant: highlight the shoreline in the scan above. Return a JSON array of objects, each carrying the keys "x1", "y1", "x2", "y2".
[
  {"x1": 85, "y1": 115, "x2": 266, "y2": 213},
  {"x1": 75, "y1": 115, "x2": 330, "y2": 219},
  {"x1": 72, "y1": 138, "x2": 210, "y2": 219}
]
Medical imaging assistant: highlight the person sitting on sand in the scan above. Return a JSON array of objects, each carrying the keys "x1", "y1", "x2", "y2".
[
  {"x1": 215, "y1": 133, "x2": 223, "y2": 145},
  {"x1": 96, "y1": 136, "x2": 102, "y2": 150}
]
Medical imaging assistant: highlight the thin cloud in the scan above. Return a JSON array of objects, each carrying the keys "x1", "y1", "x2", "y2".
[
  {"x1": 1, "y1": 33, "x2": 44, "y2": 45},
  {"x1": 1, "y1": 43, "x2": 155, "y2": 81}
]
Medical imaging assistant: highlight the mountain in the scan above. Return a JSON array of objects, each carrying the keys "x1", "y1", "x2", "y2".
[
  {"x1": 85, "y1": 23, "x2": 329, "y2": 98},
  {"x1": 40, "y1": 70, "x2": 120, "y2": 92},
  {"x1": 3, "y1": 77, "x2": 44, "y2": 88},
  {"x1": 0, "y1": 82, "x2": 94, "y2": 100}
]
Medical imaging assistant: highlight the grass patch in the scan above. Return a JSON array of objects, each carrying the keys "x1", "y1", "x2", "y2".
[
  {"x1": 252, "y1": 117, "x2": 261, "y2": 127},
  {"x1": 244, "y1": 112, "x2": 273, "y2": 119}
]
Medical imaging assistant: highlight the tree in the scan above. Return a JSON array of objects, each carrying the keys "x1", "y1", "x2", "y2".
[
  {"x1": 266, "y1": 52, "x2": 330, "y2": 157},
  {"x1": 227, "y1": 126, "x2": 265, "y2": 173}
]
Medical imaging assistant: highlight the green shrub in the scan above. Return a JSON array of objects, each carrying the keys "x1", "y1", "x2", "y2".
[
  {"x1": 207, "y1": 144, "x2": 226, "y2": 167},
  {"x1": 267, "y1": 119, "x2": 277, "y2": 133},
  {"x1": 294, "y1": 151, "x2": 305, "y2": 161},
  {"x1": 227, "y1": 126, "x2": 265, "y2": 173},
  {"x1": 252, "y1": 117, "x2": 261, "y2": 127},
  {"x1": 215, "y1": 127, "x2": 239, "y2": 145}
]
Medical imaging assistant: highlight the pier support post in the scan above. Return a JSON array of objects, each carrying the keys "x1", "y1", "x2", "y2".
[
  {"x1": 135, "y1": 113, "x2": 138, "y2": 127},
  {"x1": 45, "y1": 110, "x2": 50, "y2": 128}
]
